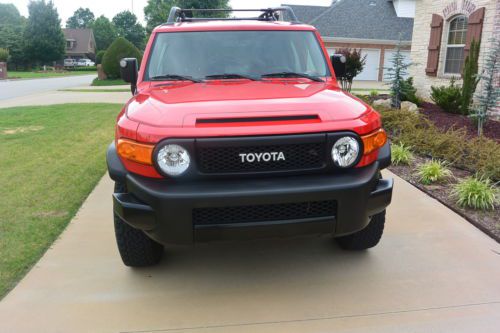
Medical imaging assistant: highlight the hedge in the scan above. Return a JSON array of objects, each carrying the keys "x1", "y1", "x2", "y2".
[
  {"x1": 102, "y1": 37, "x2": 142, "y2": 79},
  {"x1": 378, "y1": 108, "x2": 500, "y2": 180}
]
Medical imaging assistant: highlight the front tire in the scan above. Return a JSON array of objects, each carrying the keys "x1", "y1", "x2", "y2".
[
  {"x1": 335, "y1": 210, "x2": 386, "y2": 250},
  {"x1": 113, "y1": 182, "x2": 163, "y2": 267}
]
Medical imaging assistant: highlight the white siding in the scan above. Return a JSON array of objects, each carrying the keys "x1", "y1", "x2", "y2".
[{"x1": 393, "y1": 0, "x2": 416, "y2": 18}]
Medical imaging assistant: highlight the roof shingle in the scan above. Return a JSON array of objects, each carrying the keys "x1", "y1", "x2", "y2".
[{"x1": 284, "y1": 0, "x2": 413, "y2": 42}]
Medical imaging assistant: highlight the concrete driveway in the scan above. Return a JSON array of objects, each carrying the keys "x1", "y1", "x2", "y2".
[{"x1": 0, "y1": 171, "x2": 499, "y2": 333}]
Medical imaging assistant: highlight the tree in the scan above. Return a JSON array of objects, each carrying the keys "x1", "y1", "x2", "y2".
[
  {"x1": 91, "y1": 15, "x2": 117, "y2": 51},
  {"x1": 384, "y1": 39, "x2": 412, "y2": 109},
  {"x1": 336, "y1": 48, "x2": 366, "y2": 92},
  {"x1": 471, "y1": 38, "x2": 500, "y2": 136},
  {"x1": 112, "y1": 11, "x2": 146, "y2": 50},
  {"x1": 66, "y1": 7, "x2": 95, "y2": 28},
  {"x1": 102, "y1": 37, "x2": 142, "y2": 78},
  {"x1": 144, "y1": 0, "x2": 231, "y2": 33},
  {"x1": 461, "y1": 39, "x2": 480, "y2": 115},
  {"x1": 0, "y1": 3, "x2": 23, "y2": 26},
  {"x1": 23, "y1": 0, "x2": 66, "y2": 65},
  {"x1": 0, "y1": 4, "x2": 26, "y2": 68},
  {"x1": 0, "y1": 48, "x2": 8, "y2": 62}
]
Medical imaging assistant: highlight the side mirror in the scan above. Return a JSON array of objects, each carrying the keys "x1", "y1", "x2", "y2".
[
  {"x1": 120, "y1": 58, "x2": 138, "y2": 95},
  {"x1": 331, "y1": 54, "x2": 347, "y2": 79}
]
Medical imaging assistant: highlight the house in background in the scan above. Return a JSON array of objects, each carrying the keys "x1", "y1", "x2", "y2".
[
  {"x1": 410, "y1": 0, "x2": 499, "y2": 115},
  {"x1": 286, "y1": 0, "x2": 415, "y2": 82},
  {"x1": 63, "y1": 28, "x2": 96, "y2": 61}
]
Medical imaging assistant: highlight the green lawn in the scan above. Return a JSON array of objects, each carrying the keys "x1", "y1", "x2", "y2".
[
  {"x1": 91, "y1": 78, "x2": 128, "y2": 86},
  {"x1": 0, "y1": 103, "x2": 120, "y2": 299},
  {"x1": 8, "y1": 71, "x2": 96, "y2": 79}
]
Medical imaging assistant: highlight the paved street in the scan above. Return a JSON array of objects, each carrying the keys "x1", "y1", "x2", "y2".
[
  {"x1": 0, "y1": 172, "x2": 499, "y2": 333},
  {"x1": 0, "y1": 74, "x2": 96, "y2": 101}
]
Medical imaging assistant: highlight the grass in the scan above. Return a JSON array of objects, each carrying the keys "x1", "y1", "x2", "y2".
[
  {"x1": 416, "y1": 160, "x2": 453, "y2": 185},
  {"x1": 91, "y1": 78, "x2": 128, "y2": 86},
  {"x1": 7, "y1": 70, "x2": 96, "y2": 79},
  {"x1": 0, "y1": 103, "x2": 120, "y2": 299},
  {"x1": 452, "y1": 177, "x2": 498, "y2": 211},
  {"x1": 59, "y1": 88, "x2": 130, "y2": 93},
  {"x1": 391, "y1": 143, "x2": 413, "y2": 165}
]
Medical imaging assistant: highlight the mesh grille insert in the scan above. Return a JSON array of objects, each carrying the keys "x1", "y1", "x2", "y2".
[
  {"x1": 198, "y1": 142, "x2": 326, "y2": 173},
  {"x1": 193, "y1": 200, "x2": 336, "y2": 226}
]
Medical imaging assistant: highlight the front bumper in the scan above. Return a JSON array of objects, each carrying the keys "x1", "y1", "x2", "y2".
[{"x1": 108, "y1": 143, "x2": 393, "y2": 245}]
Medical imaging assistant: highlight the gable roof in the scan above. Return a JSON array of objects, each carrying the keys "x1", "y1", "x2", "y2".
[
  {"x1": 63, "y1": 28, "x2": 96, "y2": 55},
  {"x1": 284, "y1": 0, "x2": 413, "y2": 42}
]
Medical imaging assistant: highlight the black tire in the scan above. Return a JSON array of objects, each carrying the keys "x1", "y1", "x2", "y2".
[
  {"x1": 113, "y1": 182, "x2": 163, "y2": 267},
  {"x1": 335, "y1": 210, "x2": 386, "y2": 250}
]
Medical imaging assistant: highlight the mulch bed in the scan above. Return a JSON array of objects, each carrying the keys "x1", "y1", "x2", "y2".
[
  {"x1": 389, "y1": 155, "x2": 500, "y2": 243},
  {"x1": 419, "y1": 102, "x2": 500, "y2": 142}
]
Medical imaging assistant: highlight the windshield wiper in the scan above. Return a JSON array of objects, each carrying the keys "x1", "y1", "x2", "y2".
[
  {"x1": 261, "y1": 72, "x2": 324, "y2": 82},
  {"x1": 205, "y1": 73, "x2": 260, "y2": 81},
  {"x1": 150, "y1": 74, "x2": 203, "y2": 83}
]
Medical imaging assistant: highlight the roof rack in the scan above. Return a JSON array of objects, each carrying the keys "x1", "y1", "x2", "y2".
[{"x1": 165, "y1": 7, "x2": 300, "y2": 25}]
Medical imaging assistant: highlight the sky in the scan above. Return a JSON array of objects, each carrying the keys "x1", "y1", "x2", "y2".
[{"x1": 1, "y1": 0, "x2": 332, "y2": 25}]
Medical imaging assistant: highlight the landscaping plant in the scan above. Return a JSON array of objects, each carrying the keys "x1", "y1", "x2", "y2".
[
  {"x1": 471, "y1": 38, "x2": 500, "y2": 136},
  {"x1": 430, "y1": 78, "x2": 462, "y2": 114},
  {"x1": 95, "y1": 50, "x2": 106, "y2": 65},
  {"x1": 102, "y1": 37, "x2": 142, "y2": 79},
  {"x1": 378, "y1": 108, "x2": 500, "y2": 180},
  {"x1": 460, "y1": 39, "x2": 480, "y2": 115},
  {"x1": 370, "y1": 90, "x2": 379, "y2": 98},
  {"x1": 416, "y1": 160, "x2": 453, "y2": 185},
  {"x1": 391, "y1": 142, "x2": 413, "y2": 165},
  {"x1": 336, "y1": 48, "x2": 366, "y2": 92},
  {"x1": 384, "y1": 39, "x2": 412, "y2": 109},
  {"x1": 452, "y1": 176, "x2": 498, "y2": 210},
  {"x1": 400, "y1": 77, "x2": 422, "y2": 106}
]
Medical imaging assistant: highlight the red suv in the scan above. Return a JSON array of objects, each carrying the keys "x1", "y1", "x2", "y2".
[{"x1": 107, "y1": 7, "x2": 393, "y2": 267}]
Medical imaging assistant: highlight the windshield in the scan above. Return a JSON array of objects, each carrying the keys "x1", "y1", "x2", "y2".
[{"x1": 146, "y1": 31, "x2": 330, "y2": 81}]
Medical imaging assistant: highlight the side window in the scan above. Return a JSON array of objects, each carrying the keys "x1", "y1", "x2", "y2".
[{"x1": 444, "y1": 15, "x2": 468, "y2": 74}]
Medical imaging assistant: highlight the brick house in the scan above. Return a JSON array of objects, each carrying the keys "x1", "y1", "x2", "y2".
[
  {"x1": 63, "y1": 28, "x2": 97, "y2": 61},
  {"x1": 410, "y1": 0, "x2": 499, "y2": 116},
  {"x1": 286, "y1": 0, "x2": 415, "y2": 82}
]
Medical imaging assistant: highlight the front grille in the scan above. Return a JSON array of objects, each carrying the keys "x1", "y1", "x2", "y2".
[
  {"x1": 193, "y1": 200, "x2": 336, "y2": 226},
  {"x1": 198, "y1": 142, "x2": 326, "y2": 174}
]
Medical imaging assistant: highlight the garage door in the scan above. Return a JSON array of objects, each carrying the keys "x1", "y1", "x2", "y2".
[
  {"x1": 383, "y1": 50, "x2": 411, "y2": 81},
  {"x1": 354, "y1": 49, "x2": 380, "y2": 81}
]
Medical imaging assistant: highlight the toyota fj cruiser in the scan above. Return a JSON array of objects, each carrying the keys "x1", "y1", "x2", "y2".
[{"x1": 107, "y1": 7, "x2": 393, "y2": 267}]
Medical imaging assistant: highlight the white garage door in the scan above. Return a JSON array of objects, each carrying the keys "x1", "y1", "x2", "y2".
[
  {"x1": 383, "y1": 50, "x2": 411, "y2": 81},
  {"x1": 354, "y1": 49, "x2": 380, "y2": 81}
]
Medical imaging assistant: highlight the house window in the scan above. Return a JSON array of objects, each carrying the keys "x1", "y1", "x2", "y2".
[{"x1": 444, "y1": 15, "x2": 468, "y2": 74}]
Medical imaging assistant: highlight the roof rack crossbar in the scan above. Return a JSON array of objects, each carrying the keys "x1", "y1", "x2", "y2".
[{"x1": 165, "y1": 7, "x2": 299, "y2": 25}]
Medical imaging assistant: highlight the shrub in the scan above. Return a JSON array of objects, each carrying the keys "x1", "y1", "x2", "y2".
[
  {"x1": 370, "y1": 90, "x2": 379, "y2": 98},
  {"x1": 416, "y1": 160, "x2": 453, "y2": 185},
  {"x1": 461, "y1": 39, "x2": 480, "y2": 115},
  {"x1": 452, "y1": 177, "x2": 497, "y2": 210},
  {"x1": 400, "y1": 77, "x2": 422, "y2": 106},
  {"x1": 391, "y1": 143, "x2": 413, "y2": 165},
  {"x1": 377, "y1": 108, "x2": 500, "y2": 180},
  {"x1": 336, "y1": 48, "x2": 366, "y2": 92},
  {"x1": 102, "y1": 37, "x2": 142, "y2": 79},
  {"x1": 430, "y1": 78, "x2": 462, "y2": 114},
  {"x1": 95, "y1": 50, "x2": 106, "y2": 65},
  {"x1": 67, "y1": 66, "x2": 97, "y2": 72},
  {"x1": 0, "y1": 48, "x2": 9, "y2": 62}
]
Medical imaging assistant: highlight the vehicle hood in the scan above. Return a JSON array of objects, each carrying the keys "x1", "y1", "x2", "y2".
[{"x1": 126, "y1": 80, "x2": 371, "y2": 128}]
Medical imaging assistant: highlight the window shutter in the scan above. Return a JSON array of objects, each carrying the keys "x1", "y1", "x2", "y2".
[
  {"x1": 464, "y1": 7, "x2": 485, "y2": 59},
  {"x1": 426, "y1": 14, "x2": 444, "y2": 76}
]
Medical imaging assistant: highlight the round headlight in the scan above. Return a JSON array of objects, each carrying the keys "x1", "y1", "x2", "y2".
[
  {"x1": 331, "y1": 136, "x2": 360, "y2": 168},
  {"x1": 156, "y1": 144, "x2": 191, "y2": 176}
]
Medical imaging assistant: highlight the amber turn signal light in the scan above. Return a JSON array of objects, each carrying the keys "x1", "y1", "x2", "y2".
[
  {"x1": 361, "y1": 129, "x2": 387, "y2": 155},
  {"x1": 117, "y1": 139, "x2": 154, "y2": 165}
]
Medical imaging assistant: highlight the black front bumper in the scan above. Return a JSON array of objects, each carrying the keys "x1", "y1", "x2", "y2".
[{"x1": 108, "y1": 143, "x2": 393, "y2": 245}]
